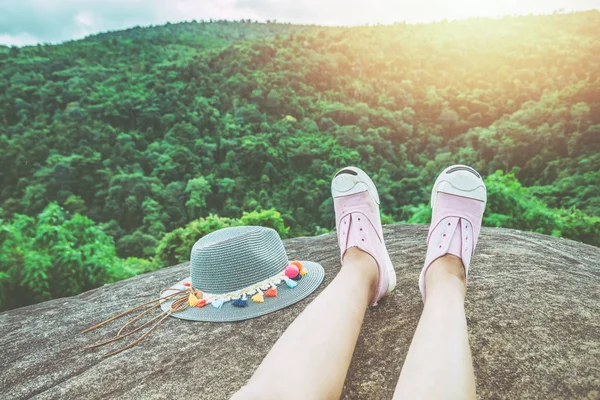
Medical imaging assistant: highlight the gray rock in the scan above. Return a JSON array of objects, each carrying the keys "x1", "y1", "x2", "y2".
[{"x1": 1, "y1": 225, "x2": 598, "y2": 400}]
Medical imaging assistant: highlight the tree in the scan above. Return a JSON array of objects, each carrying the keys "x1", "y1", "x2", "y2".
[
  {"x1": 570, "y1": 102, "x2": 590, "y2": 132},
  {"x1": 266, "y1": 89, "x2": 283, "y2": 112},
  {"x1": 185, "y1": 177, "x2": 211, "y2": 220},
  {"x1": 0, "y1": 203, "x2": 148, "y2": 311},
  {"x1": 1, "y1": 13, "x2": 599, "y2": 265}
]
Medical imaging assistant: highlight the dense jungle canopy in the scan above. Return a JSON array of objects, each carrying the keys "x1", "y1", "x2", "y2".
[{"x1": 1, "y1": 11, "x2": 599, "y2": 310}]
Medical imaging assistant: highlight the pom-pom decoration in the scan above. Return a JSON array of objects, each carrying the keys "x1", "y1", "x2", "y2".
[
  {"x1": 285, "y1": 264, "x2": 300, "y2": 279},
  {"x1": 181, "y1": 264, "x2": 309, "y2": 311}
]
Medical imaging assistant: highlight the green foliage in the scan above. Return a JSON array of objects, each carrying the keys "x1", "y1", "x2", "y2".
[
  {"x1": 1, "y1": 14, "x2": 600, "y2": 310},
  {"x1": 239, "y1": 209, "x2": 289, "y2": 237},
  {"x1": 185, "y1": 176, "x2": 211, "y2": 220},
  {"x1": 484, "y1": 171, "x2": 600, "y2": 245},
  {"x1": 0, "y1": 203, "x2": 149, "y2": 311},
  {"x1": 2, "y1": 15, "x2": 598, "y2": 254}
]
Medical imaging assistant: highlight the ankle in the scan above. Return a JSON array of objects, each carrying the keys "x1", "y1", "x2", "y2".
[
  {"x1": 425, "y1": 255, "x2": 467, "y2": 298},
  {"x1": 430, "y1": 254, "x2": 466, "y2": 280},
  {"x1": 342, "y1": 247, "x2": 379, "y2": 301}
]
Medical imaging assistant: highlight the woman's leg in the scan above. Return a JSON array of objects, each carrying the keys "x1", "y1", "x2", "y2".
[
  {"x1": 393, "y1": 164, "x2": 485, "y2": 400},
  {"x1": 233, "y1": 166, "x2": 395, "y2": 399},
  {"x1": 392, "y1": 254, "x2": 476, "y2": 400},
  {"x1": 231, "y1": 247, "x2": 378, "y2": 400}
]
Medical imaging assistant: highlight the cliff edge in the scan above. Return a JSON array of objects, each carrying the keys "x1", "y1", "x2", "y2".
[{"x1": 1, "y1": 225, "x2": 598, "y2": 399}]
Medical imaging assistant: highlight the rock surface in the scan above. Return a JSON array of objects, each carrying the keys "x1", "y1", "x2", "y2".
[{"x1": 1, "y1": 225, "x2": 599, "y2": 400}]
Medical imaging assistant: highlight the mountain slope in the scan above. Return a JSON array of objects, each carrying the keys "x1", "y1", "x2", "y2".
[{"x1": 0, "y1": 13, "x2": 599, "y2": 259}]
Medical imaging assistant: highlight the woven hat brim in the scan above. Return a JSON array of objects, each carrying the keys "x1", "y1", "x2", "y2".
[{"x1": 159, "y1": 261, "x2": 325, "y2": 322}]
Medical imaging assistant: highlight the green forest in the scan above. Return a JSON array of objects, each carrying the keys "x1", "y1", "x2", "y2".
[{"x1": 1, "y1": 12, "x2": 599, "y2": 311}]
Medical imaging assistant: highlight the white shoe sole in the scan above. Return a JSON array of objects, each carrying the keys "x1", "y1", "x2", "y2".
[
  {"x1": 430, "y1": 165, "x2": 487, "y2": 206},
  {"x1": 331, "y1": 166, "x2": 396, "y2": 295}
]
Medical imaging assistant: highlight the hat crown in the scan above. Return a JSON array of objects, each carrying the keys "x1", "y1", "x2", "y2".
[{"x1": 190, "y1": 226, "x2": 289, "y2": 293}]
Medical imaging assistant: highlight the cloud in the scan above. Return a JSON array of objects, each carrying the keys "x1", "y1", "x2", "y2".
[
  {"x1": 161, "y1": 0, "x2": 261, "y2": 21},
  {"x1": 0, "y1": 33, "x2": 41, "y2": 46},
  {"x1": 0, "y1": 0, "x2": 599, "y2": 46},
  {"x1": 237, "y1": 0, "x2": 600, "y2": 25},
  {"x1": 0, "y1": 0, "x2": 160, "y2": 44}
]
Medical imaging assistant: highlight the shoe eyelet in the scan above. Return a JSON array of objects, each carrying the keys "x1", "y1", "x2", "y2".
[
  {"x1": 359, "y1": 228, "x2": 363, "y2": 231},
  {"x1": 358, "y1": 217, "x2": 361, "y2": 221},
  {"x1": 438, "y1": 244, "x2": 442, "y2": 248},
  {"x1": 447, "y1": 222, "x2": 451, "y2": 226},
  {"x1": 362, "y1": 238, "x2": 365, "y2": 242},
  {"x1": 442, "y1": 233, "x2": 447, "y2": 237}
]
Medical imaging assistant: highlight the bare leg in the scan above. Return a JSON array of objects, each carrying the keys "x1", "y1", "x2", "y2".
[
  {"x1": 393, "y1": 255, "x2": 476, "y2": 400},
  {"x1": 231, "y1": 248, "x2": 378, "y2": 400}
]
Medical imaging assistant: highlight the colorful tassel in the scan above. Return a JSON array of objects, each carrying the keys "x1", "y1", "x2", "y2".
[
  {"x1": 299, "y1": 268, "x2": 308, "y2": 276},
  {"x1": 285, "y1": 278, "x2": 297, "y2": 288},
  {"x1": 291, "y1": 260, "x2": 303, "y2": 270},
  {"x1": 292, "y1": 273, "x2": 302, "y2": 281},
  {"x1": 196, "y1": 299, "x2": 207, "y2": 308},
  {"x1": 188, "y1": 293, "x2": 199, "y2": 307},
  {"x1": 194, "y1": 289, "x2": 204, "y2": 299},
  {"x1": 252, "y1": 291, "x2": 265, "y2": 303},
  {"x1": 211, "y1": 299, "x2": 224, "y2": 309},
  {"x1": 265, "y1": 287, "x2": 277, "y2": 297},
  {"x1": 183, "y1": 282, "x2": 191, "y2": 287},
  {"x1": 232, "y1": 298, "x2": 248, "y2": 307}
]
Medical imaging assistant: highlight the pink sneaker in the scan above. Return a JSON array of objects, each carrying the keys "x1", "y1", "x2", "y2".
[
  {"x1": 419, "y1": 165, "x2": 487, "y2": 300},
  {"x1": 332, "y1": 167, "x2": 396, "y2": 306}
]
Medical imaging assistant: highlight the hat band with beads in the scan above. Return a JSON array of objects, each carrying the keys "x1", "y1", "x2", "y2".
[{"x1": 179, "y1": 261, "x2": 307, "y2": 309}]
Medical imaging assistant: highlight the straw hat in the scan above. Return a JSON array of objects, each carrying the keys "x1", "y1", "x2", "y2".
[
  {"x1": 84, "y1": 226, "x2": 324, "y2": 356},
  {"x1": 160, "y1": 226, "x2": 325, "y2": 321}
]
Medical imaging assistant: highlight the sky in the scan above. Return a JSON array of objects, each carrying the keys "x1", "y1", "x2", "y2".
[{"x1": 1, "y1": 0, "x2": 599, "y2": 46}]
